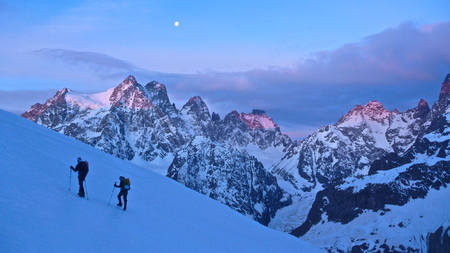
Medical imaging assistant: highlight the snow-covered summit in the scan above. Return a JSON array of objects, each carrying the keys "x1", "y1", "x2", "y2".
[
  {"x1": 65, "y1": 89, "x2": 114, "y2": 110},
  {"x1": 181, "y1": 96, "x2": 211, "y2": 122},
  {"x1": 336, "y1": 100, "x2": 393, "y2": 126},
  {"x1": 109, "y1": 76, "x2": 153, "y2": 109},
  {"x1": 241, "y1": 109, "x2": 279, "y2": 130}
]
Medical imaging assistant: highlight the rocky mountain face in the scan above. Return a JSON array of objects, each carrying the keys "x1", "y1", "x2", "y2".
[
  {"x1": 166, "y1": 136, "x2": 292, "y2": 225},
  {"x1": 23, "y1": 76, "x2": 187, "y2": 161},
  {"x1": 270, "y1": 99, "x2": 430, "y2": 193},
  {"x1": 21, "y1": 75, "x2": 292, "y2": 225},
  {"x1": 213, "y1": 109, "x2": 292, "y2": 151}
]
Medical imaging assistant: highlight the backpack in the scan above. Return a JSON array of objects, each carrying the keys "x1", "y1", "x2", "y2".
[
  {"x1": 124, "y1": 178, "x2": 131, "y2": 190},
  {"x1": 84, "y1": 161, "x2": 89, "y2": 173},
  {"x1": 78, "y1": 161, "x2": 89, "y2": 176}
]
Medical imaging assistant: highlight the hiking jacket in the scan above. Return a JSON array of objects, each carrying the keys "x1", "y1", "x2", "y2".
[{"x1": 73, "y1": 161, "x2": 89, "y2": 178}]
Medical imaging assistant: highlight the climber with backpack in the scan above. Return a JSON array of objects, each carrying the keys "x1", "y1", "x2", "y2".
[
  {"x1": 70, "y1": 157, "x2": 89, "y2": 197},
  {"x1": 114, "y1": 176, "x2": 130, "y2": 211}
]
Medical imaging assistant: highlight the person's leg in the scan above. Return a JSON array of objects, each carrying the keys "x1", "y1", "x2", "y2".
[
  {"x1": 117, "y1": 190, "x2": 123, "y2": 206},
  {"x1": 78, "y1": 177, "x2": 85, "y2": 196},
  {"x1": 123, "y1": 191, "x2": 128, "y2": 210}
]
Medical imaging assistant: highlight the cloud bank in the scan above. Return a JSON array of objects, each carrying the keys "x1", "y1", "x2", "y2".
[
  {"x1": 12, "y1": 22, "x2": 450, "y2": 138},
  {"x1": 33, "y1": 49, "x2": 137, "y2": 80},
  {"x1": 152, "y1": 22, "x2": 449, "y2": 137}
]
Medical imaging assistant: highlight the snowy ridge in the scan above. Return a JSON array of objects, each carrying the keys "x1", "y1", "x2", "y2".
[
  {"x1": 0, "y1": 109, "x2": 324, "y2": 253},
  {"x1": 65, "y1": 88, "x2": 114, "y2": 110},
  {"x1": 336, "y1": 101, "x2": 393, "y2": 127}
]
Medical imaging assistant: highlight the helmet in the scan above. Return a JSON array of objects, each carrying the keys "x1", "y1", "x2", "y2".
[
  {"x1": 77, "y1": 157, "x2": 82, "y2": 162},
  {"x1": 119, "y1": 176, "x2": 124, "y2": 180}
]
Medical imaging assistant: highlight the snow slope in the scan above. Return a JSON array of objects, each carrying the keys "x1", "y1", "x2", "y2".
[{"x1": 0, "y1": 109, "x2": 324, "y2": 253}]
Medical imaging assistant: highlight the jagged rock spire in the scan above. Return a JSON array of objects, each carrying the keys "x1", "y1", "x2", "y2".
[
  {"x1": 426, "y1": 73, "x2": 450, "y2": 122},
  {"x1": 181, "y1": 96, "x2": 211, "y2": 122},
  {"x1": 109, "y1": 76, "x2": 153, "y2": 109},
  {"x1": 21, "y1": 88, "x2": 72, "y2": 121},
  {"x1": 144, "y1": 81, "x2": 180, "y2": 120},
  {"x1": 414, "y1": 99, "x2": 430, "y2": 119},
  {"x1": 124, "y1": 75, "x2": 137, "y2": 85},
  {"x1": 439, "y1": 73, "x2": 450, "y2": 99}
]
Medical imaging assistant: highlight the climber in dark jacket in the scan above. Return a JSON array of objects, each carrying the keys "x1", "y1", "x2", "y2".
[
  {"x1": 70, "y1": 157, "x2": 89, "y2": 197},
  {"x1": 114, "y1": 176, "x2": 129, "y2": 211}
]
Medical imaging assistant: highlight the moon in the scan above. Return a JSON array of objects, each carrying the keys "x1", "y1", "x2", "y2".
[{"x1": 174, "y1": 21, "x2": 179, "y2": 27}]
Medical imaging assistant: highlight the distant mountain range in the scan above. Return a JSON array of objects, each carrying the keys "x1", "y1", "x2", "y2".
[
  {"x1": 22, "y1": 74, "x2": 450, "y2": 252},
  {"x1": 21, "y1": 75, "x2": 292, "y2": 226}
]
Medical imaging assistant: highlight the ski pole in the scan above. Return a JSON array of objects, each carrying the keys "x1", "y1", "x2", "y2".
[
  {"x1": 108, "y1": 184, "x2": 116, "y2": 205},
  {"x1": 69, "y1": 168, "x2": 72, "y2": 191},
  {"x1": 84, "y1": 179, "x2": 89, "y2": 200}
]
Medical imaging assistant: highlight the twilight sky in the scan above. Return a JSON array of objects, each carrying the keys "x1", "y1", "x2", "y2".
[{"x1": 1, "y1": 0, "x2": 449, "y2": 138}]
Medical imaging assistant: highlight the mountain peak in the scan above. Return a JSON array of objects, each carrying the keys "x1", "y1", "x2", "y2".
[
  {"x1": 364, "y1": 100, "x2": 383, "y2": 109},
  {"x1": 146, "y1": 80, "x2": 167, "y2": 92},
  {"x1": 58, "y1": 87, "x2": 71, "y2": 96},
  {"x1": 427, "y1": 73, "x2": 450, "y2": 118},
  {"x1": 109, "y1": 76, "x2": 153, "y2": 109},
  {"x1": 413, "y1": 98, "x2": 430, "y2": 119},
  {"x1": 181, "y1": 96, "x2": 211, "y2": 122},
  {"x1": 185, "y1": 96, "x2": 208, "y2": 110},
  {"x1": 251, "y1": 109, "x2": 266, "y2": 115},
  {"x1": 124, "y1": 75, "x2": 137, "y2": 84},
  {"x1": 115, "y1": 75, "x2": 139, "y2": 91},
  {"x1": 336, "y1": 100, "x2": 391, "y2": 126},
  {"x1": 21, "y1": 87, "x2": 72, "y2": 121},
  {"x1": 440, "y1": 73, "x2": 450, "y2": 98},
  {"x1": 188, "y1": 96, "x2": 204, "y2": 104},
  {"x1": 418, "y1": 98, "x2": 428, "y2": 107},
  {"x1": 240, "y1": 110, "x2": 279, "y2": 130},
  {"x1": 444, "y1": 73, "x2": 450, "y2": 83},
  {"x1": 349, "y1": 101, "x2": 386, "y2": 115},
  {"x1": 143, "y1": 81, "x2": 180, "y2": 118}
]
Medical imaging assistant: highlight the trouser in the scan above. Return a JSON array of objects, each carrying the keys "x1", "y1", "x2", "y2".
[
  {"x1": 78, "y1": 176, "x2": 85, "y2": 196},
  {"x1": 118, "y1": 189, "x2": 128, "y2": 208}
]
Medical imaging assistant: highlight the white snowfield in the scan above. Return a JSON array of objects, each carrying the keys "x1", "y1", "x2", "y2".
[{"x1": 0, "y1": 109, "x2": 324, "y2": 253}]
